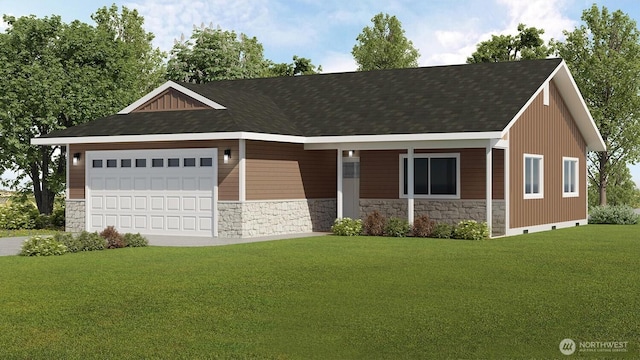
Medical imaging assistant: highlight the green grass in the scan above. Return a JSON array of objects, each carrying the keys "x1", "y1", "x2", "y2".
[
  {"x1": 0, "y1": 225, "x2": 638, "y2": 359},
  {"x1": 0, "y1": 229, "x2": 60, "y2": 238}
]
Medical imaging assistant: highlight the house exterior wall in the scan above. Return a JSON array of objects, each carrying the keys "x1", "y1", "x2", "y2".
[
  {"x1": 245, "y1": 140, "x2": 336, "y2": 200},
  {"x1": 133, "y1": 88, "x2": 211, "y2": 112},
  {"x1": 509, "y1": 80, "x2": 588, "y2": 229},
  {"x1": 68, "y1": 140, "x2": 239, "y2": 201}
]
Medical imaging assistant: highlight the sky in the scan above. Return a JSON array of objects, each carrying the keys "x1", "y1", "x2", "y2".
[{"x1": 2, "y1": 0, "x2": 640, "y2": 185}]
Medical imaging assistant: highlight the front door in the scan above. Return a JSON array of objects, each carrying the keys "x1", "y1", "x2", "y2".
[{"x1": 342, "y1": 157, "x2": 360, "y2": 219}]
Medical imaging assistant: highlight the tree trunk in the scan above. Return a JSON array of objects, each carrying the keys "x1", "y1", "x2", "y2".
[
  {"x1": 31, "y1": 148, "x2": 56, "y2": 215},
  {"x1": 599, "y1": 154, "x2": 608, "y2": 206}
]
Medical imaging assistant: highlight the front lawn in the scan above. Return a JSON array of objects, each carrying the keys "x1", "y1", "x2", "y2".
[{"x1": 0, "y1": 225, "x2": 638, "y2": 358}]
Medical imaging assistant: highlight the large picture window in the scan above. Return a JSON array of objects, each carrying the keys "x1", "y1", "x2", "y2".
[
  {"x1": 524, "y1": 154, "x2": 543, "y2": 199},
  {"x1": 400, "y1": 153, "x2": 459, "y2": 198},
  {"x1": 563, "y1": 157, "x2": 579, "y2": 197}
]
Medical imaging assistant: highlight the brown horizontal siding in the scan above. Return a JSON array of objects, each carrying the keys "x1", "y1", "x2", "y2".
[
  {"x1": 133, "y1": 88, "x2": 210, "y2": 112},
  {"x1": 68, "y1": 140, "x2": 239, "y2": 201},
  {"x1": 509, "y1": 80, "x2": 587, "y2": 228},
  {"x1": 246, "y1": 141, "x2": 336, "y2": 200},
  {"x1": 360, "y1": 148, "x2": 504, "y2": 200}
]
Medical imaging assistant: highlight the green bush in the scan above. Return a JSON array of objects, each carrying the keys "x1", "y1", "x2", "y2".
[
  {"x1": 19, "y1": 236, "x2": 68, "y2": 256},
  {"x1": 589, "y1": 205, "x2": 639, "y2": 225},
  {"x1": 0, "y1": 199, "x2": 39, "y2": 230},
  {"x1": 412, "y1": 214, "x2": 435, "y2": 237},
  {"x1": 384, "y1": 217, "x2": 410, "y2": 237},
  {"x1": 363, "y1": 210, "x2": 386, "y2": 236},
  {"x1": 431, "y1": 223, "x2": 454, "y2": 239},
  {"x1": 100, "y1": 226, "x2": 126, "y2": 249},
  {"x1": 124, "y1": 233, "x2": 149, "y2": 247},
  {"x1": 331, "y1": 218, "x2": 363, "y2": 236},
  {"x1": 58, "y1": 231, "x2": 105, "y2": 252},
  {"x1": 453, "y1": 220, "x2": 489, "y2": 240}
]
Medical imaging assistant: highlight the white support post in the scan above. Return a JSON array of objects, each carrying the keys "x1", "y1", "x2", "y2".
[
  {"x1": 407, "y1": 147, "x2": 414, "y2": 225},
  {"x1": 65, "y1": 144, "x2": 70, "y2": 200},
  {"x1": 504, "y1": 142, "x2": 510, "y2": 234},
  {"x1": 486, "y1": 141, "x2": 493, "y2": 236},
  {"x1": 337, "y1": 149, "x2": 343, "y2": 219},
  {"x1": 239, "y1": 139, "x2": 246, "y2": 202}
]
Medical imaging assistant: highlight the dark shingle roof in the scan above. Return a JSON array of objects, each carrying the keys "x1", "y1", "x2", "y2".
[{"x1": 41, "y1": 58, "x2": 562, "y2": 139}]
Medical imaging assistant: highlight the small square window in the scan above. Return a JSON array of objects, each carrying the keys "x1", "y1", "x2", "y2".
[
  {"x1": 106, "y1": 159, "x2": 117, "y2": 168},
  {"x1": 168, "y1": 158, "x2": 180, "y2": 167},
  {"x1": 152, "y1": 158, "x2": 164, "y2": 167},
  {"x1": 200, "y1": 157, "x2": 213, "y2": 167},
  {"x1": 121, "y1": 159, "x2": 131, "y2": 168},
  {"x1": 184, "y1": 158, "x2": 196, "y2": 167},
  {"x1": 136, "y1": 159, "x2": 146, "y2": 168},
  {"x1": 92, "y1": 159, "x2": 103, "y2": 168}
]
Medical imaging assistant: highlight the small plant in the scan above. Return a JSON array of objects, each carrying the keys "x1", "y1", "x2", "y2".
[
  {"x1": 453, "y1": 220, "x2": 489, "y2": 240},
  {"x1": 100, "y1": 226, "x2": 126, "y2": 249},
  {"x1": 412, "y1": 214, "x2": 435, "y2": 237},
  {"x1": 124, "y1": 233, "x2": 149, "y2": 247},
  {"x1": 431, "y1": 223, "x2": 454, "y2": 239},
  {"x1": 363, "y1": 210, "x2": 386, "y2": 236},
  {"x1": 589, "y1": 205, "x2": 639, "y2": 225},
  {"x1": 72, "y1": 231, "x2": 106, "y2": 252},
  {"x1": 53, "y1": 232, "x2": 78, "y2": 252},
  {"x1": 0, "y1": 198, "x2": 39, "y2": 230},
  {"x1": 19, "y1": 236, "x2": 68, "y2": 256},
  {"x1": 384, "y1": 217, "x2": 410, "y2": 237},
  {"x1": 331, "y1": 218, "x2": 363, "y2": 236}
]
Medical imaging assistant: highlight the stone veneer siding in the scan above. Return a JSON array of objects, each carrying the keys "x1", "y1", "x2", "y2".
[
  {"x1": 218, "y1": 199, "x2": 336, "y2": 238},
  {"x1": 65, "y1": 200, "x2": 86, "y2": 233},
  {"x1": 360, "y1": 199, "x2": 506, "y2": 236}
]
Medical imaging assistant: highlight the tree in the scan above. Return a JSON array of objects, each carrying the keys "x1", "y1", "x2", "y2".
[
  {"x1": 166, "y1": 25, "x2": 320, "y2": 83},
  {"x1": 588, "y1": 165, "x2": 640, "y2": 208},
  {"x1": 0, "y1": 6, "x2": 165, "y2": 214},
  {"x1": 352, "y1": 13, "x2": 419, "y2": 71},
  {"x1": 467, "y1": 23, "x2": 553, "y2": 63},
  {"x1": 556, "y1": 5, "x2": 640, "y2": 205}
]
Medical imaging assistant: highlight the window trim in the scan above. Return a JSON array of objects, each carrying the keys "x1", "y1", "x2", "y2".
[
  {"x1": 562, "y1": 156, "x2": 579, "y2": 198},
  {"x1": 523, "y1": 153, "x2": 544, "y2": 199},
  {"x1": 399, "y1": 153, "x2": 461, "y2": 199}
]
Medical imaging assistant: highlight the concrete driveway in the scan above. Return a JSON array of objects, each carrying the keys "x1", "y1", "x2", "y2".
[{"x1": 0, "y1": 232, "x2": 328, "y2": 256}]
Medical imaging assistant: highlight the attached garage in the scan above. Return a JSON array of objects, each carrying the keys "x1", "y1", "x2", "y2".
[{"x1": 85, "y1": 148, "x2": 218, "y2": 236}]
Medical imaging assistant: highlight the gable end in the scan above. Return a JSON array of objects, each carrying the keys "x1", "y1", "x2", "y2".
[{"x1": 133, "y1": 88, "x2": 212, "y2": 112}]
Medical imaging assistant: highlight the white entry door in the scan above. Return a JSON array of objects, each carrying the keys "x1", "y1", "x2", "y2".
[
  {"x1": 342, "y1": 157, "x2": 360, "y2": 219},
  {"x1": 86, "y1": 148, "x2": 218, "y2": 237}
]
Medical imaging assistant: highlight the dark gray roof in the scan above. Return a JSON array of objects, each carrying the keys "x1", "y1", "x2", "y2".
[{"x1": 41, "y1": 58, "x2": 563, "y2": 139}]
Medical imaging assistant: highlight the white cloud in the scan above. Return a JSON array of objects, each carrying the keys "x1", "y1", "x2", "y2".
[
  {"x1": 319, "y1": 51, "x2": 357, "y2": 73},
  {"x1": 0, "y1": 15, "x2": 11, "y2": 32},
  {"x1": 497, "y1": 0, "x2": 575, "y2": 41}
]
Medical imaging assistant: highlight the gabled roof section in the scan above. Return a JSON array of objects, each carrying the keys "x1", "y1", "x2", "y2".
[{"x1": 118, "y1": 81, "x2": 226, "y2": 114}]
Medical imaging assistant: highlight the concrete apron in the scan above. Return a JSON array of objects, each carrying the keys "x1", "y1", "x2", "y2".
[{"x1": 0, "y1": 233, "x2": 330, "y2": 256}]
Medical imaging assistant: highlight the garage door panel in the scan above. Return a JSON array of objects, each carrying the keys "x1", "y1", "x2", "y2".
[{"x1": 88, "y1": 148, "x2": 216, "y2": 236}]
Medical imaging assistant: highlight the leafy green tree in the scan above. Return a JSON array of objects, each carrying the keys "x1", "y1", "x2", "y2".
[
  {"x1": 588, "y1": 165, "x2": 640, "y2": 208},
  {"x1": 352, "y1": 13, "x2": 419, "y2": 71},
  {"x1": 556, "y1": 5, "x2": 640, "y2": 205},
  {"x1": 467, "y1": 23, "x2": 553, "y2": 63},
  {"x1": 0, "y1": 6, "x2": 165, "y2": 214},
  {"x1": 267, "y1": 56, "x2": 322, "y2": 77}
]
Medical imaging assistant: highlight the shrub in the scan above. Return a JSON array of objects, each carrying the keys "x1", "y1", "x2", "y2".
[
  {"x1": 100, "y1": 226, "x2": 126, "y2": 249},
  {"x1": 589, "y1": 205, "x2": 639, "y2": 225},
  {"x1": 453, "y1": 220, "x2": 489, "y2": 240},
  {"x1": 431, "y1": 223, "x2": 454, "y2": 239},
  {"x1": 58, "y1": 231, "x2": 106, "y2": 252},
  {"x1": 363, "y1": 210, "x2": 386, "y2": 236},
  {"x1": 20, "y1": 236, "x2": 67, "y2": 256},
  {"x1": 53, "y1": 232, "x2": 78, "y2": 252},
  {"x1": 384, "y1": 217, "x2": 410, "y2": 237},
  {"x1": 331, "y1": 218, "x2": 363, "y2": 236},
  {"x1": 124, "y1": 233, "x2": 149, "y2": 247},
  {"x1": 0, "y1": 198, "x2": 39, "y2": 230},
  {"x1": 412, "y1": 214, "x2": 435, "y2": 237}
]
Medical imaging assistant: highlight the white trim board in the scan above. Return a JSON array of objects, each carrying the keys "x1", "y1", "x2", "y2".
[{"x1": 506, "y1": 219, "x2": 587, "y2": 236}]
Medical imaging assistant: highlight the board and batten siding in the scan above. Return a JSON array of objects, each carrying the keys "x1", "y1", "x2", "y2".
[
  {"x1": 133, "y1": 88, "x2": 211, "y2": 112},
  {"x1": 360, "y1": 148, "x2": 505, "y2": 200},
  {"x1": 68, "y1": 140, "x2": 239, "y2": 201},
  {"x1": 509, "y1": 80, "x2": 587, "y2": 228},
  {"x1": 245, "y1": 140, "x2": 336, "y2": 200}
]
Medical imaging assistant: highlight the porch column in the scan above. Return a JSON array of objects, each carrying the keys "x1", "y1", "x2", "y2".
[
  {"x1": 239, "y1": 139, "x2": 246, "y2": 202},
  {"x1": 486, "y1": 142, "x2": 493, "y2": 235},
  {"x1": 337, "y1": 149, "x2": 343, "y2": 219},
  {"x1": 407, "y1": 147, "x2": 414, "y2": 224}
]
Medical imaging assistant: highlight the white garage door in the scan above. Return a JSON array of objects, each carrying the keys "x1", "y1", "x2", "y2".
[{"x1": 86, "y1": 148, "x2": 218, "y2": 237}]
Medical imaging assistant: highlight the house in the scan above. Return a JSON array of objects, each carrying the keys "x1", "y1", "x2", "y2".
[{"x1": 32, "y1": 58, "x2": 605, "y2": 238}]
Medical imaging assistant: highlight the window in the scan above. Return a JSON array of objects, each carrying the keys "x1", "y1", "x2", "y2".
[
  {"x1": 121, "y1": 159, "x2": 131, "y2": 168},
  {"x1": 400, "y1": 153, "x2": 459, "y2": 198},
  {"x1": 168, "y1": 158, "x2": 180, "y2": 167},
  {"x1": 106, "y1": 159, "x2": 117, "y2": 168},
  {"x1": 92, "y1": 159, "x2": 103, "y2": 168},
  {"x1": 184, "y1": 158, "x2": 196, "y2": 167},
  {"x1": 152, "y1": 158, "x2": 164, "y2": 167},
  {"x1": 524, "y1": 154, "x2": 543, "y2": 198},
  {"x1": 563, "y1": 157, "x2": 579, "y2": 197},
  {"x1": 135, "y1": 159, "x2": 146, "y2": 168},
  {"x1": 200, "y1": 157, "x2": 213, "y2": 167}
]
